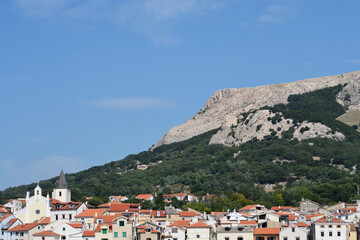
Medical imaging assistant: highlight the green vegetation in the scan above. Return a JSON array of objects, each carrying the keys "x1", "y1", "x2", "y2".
[{"x1": 2, "y1": 84, "x2": 360, "y2": 210}]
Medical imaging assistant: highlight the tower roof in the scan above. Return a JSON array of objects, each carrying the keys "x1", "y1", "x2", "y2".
[{"x1": 56, "y1": 170, "x2": 68, "y2": 189}]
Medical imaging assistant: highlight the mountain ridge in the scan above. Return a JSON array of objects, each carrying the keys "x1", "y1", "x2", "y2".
[{"x1": 153, "y1": 71, "x2": 360, "y2": 148}]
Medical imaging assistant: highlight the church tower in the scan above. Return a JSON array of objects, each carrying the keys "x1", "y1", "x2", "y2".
[{"x1": 52, "y1": 170, "x2": 71, "y2": 202}]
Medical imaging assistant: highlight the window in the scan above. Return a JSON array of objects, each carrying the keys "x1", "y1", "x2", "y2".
[
  {"x1": 42, "y1": 237, "x2": 45, "y2": 240},
  {"x1": 63, "y1": 227, "x2": 66, "y2": 231},
  {"x1": 61, "y1": 236, "x2": 66, "y2": 240},
  {"x1": 102, "y1": 229, "x2": 107, "y2": 234},
  {"x1": 122, "y1": 232, "x2": 127, "y2": 238},
  {"x1": 283, "y1": 238, "x2": 288, "y2": 240},
  {"x1": 59, "y1": 191, "x2": 62, "y2": 197},
  {"x1": 292, "y1": 228, "x2": 295, "y2": 232},
  {"x1": 329, "y1": 231, "x2": 332, "y2": 236},
  {"x1": 1, "y1": 231, "x2": 4, "y2": 235},
  {"x1": 56, "y1": 215, "x2": 59, "y2": 220},
  {"x1": 321, "y1": 232, "x2": 324, "y2": 237},
  {"x1": 172, "y1": 228, "x2": 178, "y2": 233},
  {"x1": 329, "y1": 225, "x2": 332, "y2": 228},
  {"x1": 320, "y1": 225, "x2": 324, "y2": 228},
  {"x1": 296, "y1": 238, "x2": 300, "y2": 240},
  {"x1": 114, "y1": 232, "x2": 118, "y2": 238},
  {"x1": 38, "y1": 226, "x2": 41, "y2": 229},
  {"x1": 337, "y1": 225, "x2": 341, "y2": 228},
  {"x1": 119, "y1": 221, "x2": 125, "y2": 226},
  {"x1": 62, "y1": 214, "x2": 66, "y2": 219},
  {"x1": 20, "y1": 232, "x2": 24, "y2": 237},
  {"x1": 196, "y1": 234, "x2": 200, "y2": 238},
  {"x1": 146, "y1": 238, "x2": 151, "y2": 240},
  {"x1": 237, "y1": 238, "x2": 243, "y2": 240},
  {"x1": 146, "y1": 229, "x2": 151, "y2": 232},
  {"x1": 225, "y1": 238, "x2": 229, "y2": 240},
  {"x1": 338, "y1": 232, "x2": 341, "y2": 236},
  {"x1": 69, "y1": 215, "x2": 72, "y2": 220},
  {"x1": 36, "y1": 209, "x2": 40, "y2": 214}
]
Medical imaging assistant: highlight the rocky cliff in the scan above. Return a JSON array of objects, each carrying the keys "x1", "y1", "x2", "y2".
[{"x1": 153, "y1": 71, "x2": 360, "y2": 148}]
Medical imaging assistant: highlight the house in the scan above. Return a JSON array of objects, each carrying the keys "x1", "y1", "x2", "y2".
[
  {"x1": 75, "y1": 209, "x2": 107, "y2": 230},
  {"x1": 164, "y1": 226, "x2": 186, "y2": 240},
  {"x1": 50, "y1": 201, "x2": 87, "y2": 223},
  {"x1": 8, "y1": 223, "x2": 43, "y2": 240},
  {"x1": 164, "y1": 206, "x2": 180, "y2": 223},
  {"x1": 253, "y1": 228, "x2": 280, "y2": 240},
  {"x1": 299, "y1": 199, "x2": 320, "y2": 214},
  {"x1": 136, "y1": 222, "x2": 163, "y2": 240},
  {"x1": 109, "y1": 203, "x2": 140, "y2": 214},
  {"x1": 240, "y1": 205, "x2": 266, "y2": 213},
  {"x1": 150, "y1": 210, "x2": 167, "y2": 226},
  {"x1": 4, "y1": 200, "x2": 23, "y2": 213},
  {"x1": 279, "y1": 225, "x2": 308, "y2": 240},
  {"x1": 187, "y1": 222, "x2": 214, "y2": 240},
  {"x1": 94, "y1": 215, "x2": 134, "y2": 240},
  {"x1": 270, "y1": 207, "x2": 293, "y2": 213},
  {"x1": 137, "y1": 210, "x2": 152, "y2": 224},
  {"x1": 0, "y1": 215, "x2": 23, "y2": 240},
  {"x1": 312, "y1": 215, "x2": 348, "y2": 240},
  {"x1": 108, "y1": 196, "x2": 128, "y2": 203},
  {"x1": 216, "y1": 224, "x2": 253, "y2": 240},
  {"x1": 43, "y1": 221, "x2": 82, "y2": 240},
  {"x1": 135, "y1": 194, "x2": 154, "y2": 202},
  {"x1": 33, "y1": 231, "x2": 60, "y2": 240},
  {"x1": 178, "y1": 211, "x2": 201, "y2": 221},
  {"x1": 82, "y1": 230, "x2": 95, "y2": 240}
]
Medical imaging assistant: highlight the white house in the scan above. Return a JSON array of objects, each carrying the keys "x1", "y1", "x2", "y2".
[
  {"x1": 164, "y1": 226, "x2": 186, "y2": 240},
  {"x1": 279, "y1": 225, "x2": 308, "y2": 240},
  {"x1": 50, "y1": 201, "x2": 87, "y2": 223},
  {"x1": 312, "y1": 215, "x2": 348, "y2": 240}
]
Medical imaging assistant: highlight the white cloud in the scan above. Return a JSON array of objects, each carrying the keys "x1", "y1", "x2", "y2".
[
  {"x1": 14, "y1": 0, "x2": 227, "y2": 44},
  {"x1": 90, "y1": 97, "x2": 170, "y2": 110},
  {"x1": 347, "y1": 59, "x2": 360, "y2": 65},
  {"x1": 258, "y1": 5, "x2": 291, "y2": 24}
]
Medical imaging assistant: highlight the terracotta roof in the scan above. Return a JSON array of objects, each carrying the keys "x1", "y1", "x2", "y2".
[
  {"x1": 240, "y1": 205, "x2": 257, "y2": 210},
  {"x1": 314, "y1": 216, "x2": 346, "y2": 224},
  {"x1": 68, "y1": 223, "x2": 83, "y2": 228},
  {"x1": 37, "y1": 217, "x2": 51, "y2": 225},
  {"x1": 238, "y1": 221, "x2": 257, "y2": 225},
  {"x1": 271, "y1": 206, "x2": 292, "y2": 211},
  {"x1": 179, "y1": 211, "x2": 201, "y2": 217},
  {"x1": 210, "y1": 212, "x2": 222, "y2": 215},
  {"x1": 51, "y1": 201, "x2": 83, "y2": 211},
  {"x1": 187, "y1": 222, "x2": 211, "y2": 228},
  {"x1": 152, "y1": 229, "x2": 160, "y2": 233},
  {"x1": 75, "y1": 209, "x2": 106, "y2": 218},
  {"x1": 288, "y1": 215, "x2": 298, "y2": 221},
  {"x1": 95, "y1": 223, "x2": 112, "y2": 232},
  {"x1": 140, "y1": 209, "x2": 152, "y2": 213},
  {"x1": 169, "y1": 220, "x2": 191, "y2": 227},
  {"x1": 34, "y1": 231, "x2": 60, "y2": 236},
  {"x1": 9, "y1": 223, "x2": 39, "y2": 232},
  {"x1": 110, "y1": 196, "x2": 126, "y2": 200},
  {"x1": 254, "y1": 228, "x2": 281, "y2": 235},
  {"x1": 135, "y1": 194, "x2": 153, "y2": 200},
  {"x1": 94, "y1": 214, "x2": 122, "y2": 223},
  {"x1": 295, "y1": 222, "x2": 310, "y2": 227},
  {"x1": 110, "y1": 203, "x2": 140, "y2": 212},
  {"x1": 0, "y1": 214, "x2": 12, "y2": 221},
  {"x1": 83, "y1": 230, "x2": 95, "y2": 237},
  {"x1": 151, "y1": 210, "x2": 166, "y2": 217},
  {"x1": 305, "y1": 213, "x2": 324, "y2": 220}
]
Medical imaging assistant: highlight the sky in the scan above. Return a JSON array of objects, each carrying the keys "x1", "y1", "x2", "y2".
[{"x1": 0, "y1": 0, "x2": 360, "y2": 190}]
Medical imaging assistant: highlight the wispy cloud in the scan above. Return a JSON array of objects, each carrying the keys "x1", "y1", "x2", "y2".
[
  {"x1": 0, "y1": 155, "x2": 83, "y2": 190},
  {"x1": 15, "y1": 0, "x2": 227, "y2": 44},
  {"x1": 258, "y1": 5, "x2": 291, "y2": 24},
  {"x1": 347, "y1": 59, "x2": 360, "y2": 65},
  {"x1": 90, "y1": 97, "x2": 170, "y2": 110}
]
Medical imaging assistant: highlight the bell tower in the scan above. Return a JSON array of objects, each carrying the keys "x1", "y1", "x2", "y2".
[{"x1": 52, "y1": 170, "x2": 71, "y2": 202}]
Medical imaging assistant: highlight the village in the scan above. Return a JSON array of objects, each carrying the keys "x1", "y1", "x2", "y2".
[{"x1": 0, "y1": 171, "x2": 359, "y2": 240}]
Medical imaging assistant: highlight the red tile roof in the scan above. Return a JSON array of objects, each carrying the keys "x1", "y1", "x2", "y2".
[
  {"x1": 95, "y1": 223, "x2": 112, "y2": 232},
  {"x1": 187, "y1": 222, "x2": 211, "y2": 228},
  {"x1": 51, "y1": 201, "x2": 83, "y2": 211},
  {"x1": 82, "y1": 230, "x2": 95, "y2": 237},
  {"x1": 0, "y1": 214, "x2": 12, "y2": 221},
  {"x1": 110, "y1": 203, "x2": 140, "y2": 212},
  {"x1": 169, "y1": 220, "x2": 191, "y2": 227},
  {"x1": 68, "y1": 223, "x2": 83, "y2": 228},
  {"x1": 240, "y1": 205, "x2": 257, "y2": 210},
  {"x1": 295, "y1": 222, "x2": 310, "y2": 227},
  {"x1": 179, "y1": 211, "x2": 201, "y2": 217},
  {"x1": 76, "y1": 209, "x2": 106, "y2": 218},
  {"x1": 151, "y1": 210, "x2": 166, "y2": 217},
  {"x1": 254, "y1": 228, "x2": 281, "y2": 235},
  {"x1": 37, "y1": 217, "x2": 51, "y2": 225},
  {"x1": 135, "y1": 194, "x2": 153, "y2": 200},
  {"x1": 271, "y1": 206, "x2": 292, "y2": 211},
  {"x1": 314, "y1": 216, "x2": 346, "y2": 224},
  {"x1": 34, "y1": 231, "x2": 60, "y2": 236},
  {"x1": 9, "y1": 223, "x2": 39, "y2": 232}
]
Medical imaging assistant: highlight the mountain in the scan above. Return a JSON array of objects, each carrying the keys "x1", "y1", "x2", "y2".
[
  {"x1": 2, "y1": 71, "x2": 360, "y2": 208},
  {"x1": 153, "y1": 71, "x2": 360, "y2": 148}
]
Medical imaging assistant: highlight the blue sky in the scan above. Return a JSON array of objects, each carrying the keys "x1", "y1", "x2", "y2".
[{"x1": 0, "y1": 0, "x2": 359, "y2": 190}]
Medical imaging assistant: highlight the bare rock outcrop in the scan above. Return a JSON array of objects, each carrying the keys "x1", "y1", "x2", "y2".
[
  {"x1": 209, "y1": 110, "x2": 344, "y2": 146},
  {"x1": 153, "y1": 71, "x2": 360, "y2": 148}
]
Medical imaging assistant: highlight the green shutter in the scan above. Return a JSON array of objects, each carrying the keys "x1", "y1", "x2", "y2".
[
  {"x1": 122, "y1": 232, "x2": 127, "y2": 238},
  {"x1": 114, "y1": 232, "x2": 118, "y2": 238},
  {"x1": 102, "y1": 229, "x2": 107, "y2": 234},
  {"x1": 119, "y1": 221, "x2": 125, "y2": 226}
]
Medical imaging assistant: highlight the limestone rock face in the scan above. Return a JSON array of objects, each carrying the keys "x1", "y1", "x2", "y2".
[
  {"x1": 209, "y1": 110, "x2": 345, "y2": 146},
  {"x1": 337, "y1": 75, "x2": 360, "y2": 109},
  {"x1": 153, "y1": 71, "x2": 360, "y2": 149}
]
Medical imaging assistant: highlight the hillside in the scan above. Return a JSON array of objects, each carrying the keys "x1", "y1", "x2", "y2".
[{"x1": 2, "y1": 72, "x2": 360, "y2": 208}]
